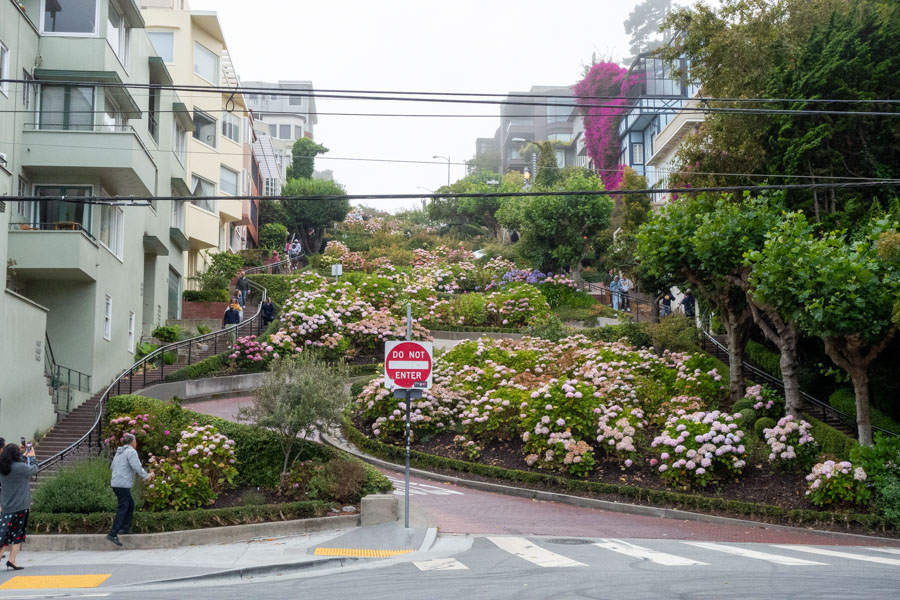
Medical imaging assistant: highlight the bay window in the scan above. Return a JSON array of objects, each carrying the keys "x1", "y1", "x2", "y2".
[
  {"x1": 190, "y1": 175, "x2": 216, "y2": 212},
  {"x1": 192, "y1": 110, "x2": 216, "y2": 148},
  {"x1": 33, "y1": 186, "x2": 93, "y2": 232},
  {"x1": 147, "y1": 30, "x2": 174, "y2": 63},
  {"x1": 193, "y1": 42, "x2": 218, "y2": 84},
  {"x1": 42, "y1": 0, "x2": 99, "y2": 35},
  {"x1": 220, "y1": 166, "x2": 238, "y2": 196},
  {"x1": 222, "y1": 113, "x2": 240, "y2": 144},
  {"x1": 39, "y1": 84, "x2": 94, "y2": 131}
]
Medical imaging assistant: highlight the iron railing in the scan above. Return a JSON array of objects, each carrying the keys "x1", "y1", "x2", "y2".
[
  {"x1": 44, "y1": 335, "x2": 91, "y2": 415},
  {"x1": 580, "y1": 281, "x2": 657, "y2": 323},
  {"x1": 700, "y1": 329, "x2": 897, "y2": 439},
  {"x1": 36, "y1": 259, "x2": 295, "y2": 472},
  {"x1": 9, "y1": 222, "x2": 96, "y2": 240}
]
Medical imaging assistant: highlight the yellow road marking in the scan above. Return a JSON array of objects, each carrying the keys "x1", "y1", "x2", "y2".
[
  {"x1": 0, "y1": 574, "x2": 112, "y2": 590},
  {"x1": 313, "y1": 548, "x2": 414, "y2": 558}
]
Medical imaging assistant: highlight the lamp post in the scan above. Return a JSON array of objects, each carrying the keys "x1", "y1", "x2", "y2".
[
  {"x1": 416, "y1": 187, "x2": 434, "y2": 211},
  {"x1": 433, "y1": 155, "x2": 451, "y2": 186}
]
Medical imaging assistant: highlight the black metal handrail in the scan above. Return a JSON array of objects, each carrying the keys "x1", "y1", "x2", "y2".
[
  {"x1": 700, "y1": 329, "x2": 897, "y2": 439},
  {"x1": 10, "y1": 222, "x2": 97, "y2": 240},
  {"x1": 44, "y1": 334, "x2": 91, "y2": 415},
  {"x1": 37, "y1": 274, "x2": 282, "y2": 472},
  {"x1": 580, "y1": 281, "x2": 656, "y2": 323}
]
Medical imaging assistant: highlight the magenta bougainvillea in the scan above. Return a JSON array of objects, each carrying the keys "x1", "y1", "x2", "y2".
[{"x1": 574, "y1": 63, "x2": 634, "y2": 191}]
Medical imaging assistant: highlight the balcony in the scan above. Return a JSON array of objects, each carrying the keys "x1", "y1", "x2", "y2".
[
  {"x1": 21, "y1": 125, "x2": 159, "y2": 195},
  {"x1": 186, "y1": 202, "x2": 219, "y2": 250},
  {"x1": 7, "y1": 225, "x2": 99, "y2": 282}
]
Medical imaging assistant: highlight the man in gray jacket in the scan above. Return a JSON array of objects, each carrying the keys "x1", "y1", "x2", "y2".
[{"x1": 107, "y1": 433, "x2": 151, "y2": 547}]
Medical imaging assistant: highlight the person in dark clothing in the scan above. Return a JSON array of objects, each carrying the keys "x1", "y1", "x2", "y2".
[
  {"x1": 0, "y1": 443, "x2": 38, "y2": 569},
  {"x1": 661, "y1": 294, "x2": 672, "y2": 317},
  {"x1": 223, "y1": 304, "x2": 241, "y2": 328},
  {"x1": 681, "y1": 290, "x2": 696, "y2": 318},
  {"x1": 261, "y1": 298, "x2": 277, "y2": 327},
  {"x1": 236, "y1": 270, "x2": 250, "y2": 308}
]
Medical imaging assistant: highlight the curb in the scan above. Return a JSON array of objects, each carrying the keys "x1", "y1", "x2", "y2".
[
  {"x1": 322, "y1": 434, "x2": 900, "y2": 546},
  {"x1": 25, "y1": 514, "x2": 360, "y2": 552},
  {"x1": 142, "y1": 556, "x2": 361, "y2": 586}
]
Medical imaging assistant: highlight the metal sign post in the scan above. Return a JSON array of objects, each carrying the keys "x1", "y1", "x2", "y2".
[{"x1": 405, "y1": 304, "x2": 411, "y2": 529}]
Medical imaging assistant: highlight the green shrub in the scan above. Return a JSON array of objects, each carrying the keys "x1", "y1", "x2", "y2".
[
  {"x1": 647, "y1": 315, "x2": 699, "y2": 353},
  {"x1": 806, "y1": 417, "x2": 858, "y2": 460},
  {"x1": 163, "y1": 351, "x2": 177, "y2": 366},
  {"x1": 152, "y1": 325, "x2": 182, "y2": 343},
  {"x1": 582, "y1": 321, "x2": 652, "y2": 349},
  {"x1": 259, "y1": 223, "x2": 289, "y2": 250},
  {"x1": 850, "y1": 432, "x2": 900, "y2": 487},
  {"x1": 241, "y1": 490, "x2": 266, "y2": 506},
  {"x1": 135, "y1": 342, "x2": 159, "y2": 362},
  {"x1": 754, "y1": 417, "x2": 776, "y2": 437},
  {"x1": 746, "y1": 340, "x2": 782, "y2": 379},
  {"x1": 525, "y1": 315, "x2": 570, "y2": 342},
  {"x1": 874, "y1": 476, "x2": 900, "y2": 523},
  {"x1": 449, "y1": 293, "x2": 487, "y2": 326},
  {"x1": 732, "y1": 399, "x2": 755, "y2": 412},
  {"x1": 246, "y1": 274, "x2": 302, "y2": 306},
  {"x1": 322, "y1": 458, "x2": 368, "y2": 504},
  {"x1": 359, "y1": 462, "x2": 393, "y2": 497},
  {"x1": 164, "y1": 353, "x2": 228, "y2": 383},
  {"x1": 32, "y1": 459, "x2": 119, "y2": 514},
  {"x1": 739, "y1": 408, "x2": 757, "y2": 425},
  {"x1": 197, "y1": 324, "x2": 212, "y2": 335},
  {"x1": 830, "y1": 388, "x2": 900, "y2": 435},
  {"x1": 183, "y1": 289, "x2": 230, "y2": 302}
]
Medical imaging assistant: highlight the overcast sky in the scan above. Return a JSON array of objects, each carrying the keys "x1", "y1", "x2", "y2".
[{"x1": 189, "y1": 0, "x2": 645, "y2": 212}]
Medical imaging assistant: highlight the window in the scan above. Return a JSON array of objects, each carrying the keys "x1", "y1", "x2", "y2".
[
  {"x1": 269, "y1": 124, "x2": 278, "y2": 138},
  {"x1": 193, "y1": 42, "x2": 218, "y2": 84},
  {"x1": 548, "y1": 133, "x2": 574, "y2": 143},
  {"x1": 147, "y1": 30, "x2": 174, "y2": 62},
  {"x1": 174, "y1": 122, "x2": 186, "y2": 164},
  {"x1": 22, "y1": 71, "x2": 35, "y2": 110},
  {"x1": 190, "y1": 175, "x2": 215, "y2": 212},
  {"x1": 34, "y1": 186, "x2": 92, "y2": 231},
  {"x1": 264, "y1": 178, "x2": 279, "y2": 196},
  {"x1": 127, "y1": 312, "x2": 135, "y2": 353},
  {"x1": 192, "y1": 110, "x2": 216, "y2": 148},
  {"x1": 294, "y1": 126, "x2": 304, "y2": 139},
  {"x1": 289, "y1": 95, "x2": 302, "y2": 106},
  {"x1": 222, "y1": 113, "x2": 240, "y2": 144},
  {"x1": 98, "y1": 201, "x2": 124, "y2": 259},
  {"x1": 556, "y1": 150, "x2": 565, "y2": 167},
  {"x1": 107, "y1": 1, "x2": 129, "y2": 64},
  {"x1": 220, "y1": 165, "x2": 238, "y2": 196},
  {"x1": 171, "y1": 199, "x2": 185, "y2": 229},
  {"x1": 148, "y1": 86, "x2": 160, "y2": 141},
  {"x1": 508, "y1": 146, "x2": 521, "y2": 160},
  {"x1": 547, "y1": 99, "x2": 573, "y2": 123},
  {"x1": 279, "y1": 124, "x2": 291, "y2": 140},
  {"x1": 104, "y1": 295, "x2": 112, "y2": 341},
  {"x1": 102, "y1": 95, "x2": 126, "y2": 131},
  {"x1": 632, "y1": 143, "x2": 644, "y2": 164},
  {"x1": 15, "y1": 178, "x2": 30, "y2": 224},
  {"x1": 42, "y1": 0, "x2": 99, "y2": 35},
  {"x1": 0, "y1": 41, "x2": 9, "y2": 97},
  {"x1": 39, "y1": 85, "x2": 94, "y2": 130}
]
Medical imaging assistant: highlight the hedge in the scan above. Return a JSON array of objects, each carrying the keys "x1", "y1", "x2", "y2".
[
  {"x1": 342, "y1": 411, "x2": 898, "y2": 532},
  {"x1": 829, "y1": 388, "x2": 900, "y2": 435},
  {"x1": 246, "y1": 274, "x2": 304, "y2": 306},
  {"x1": 164, "y1": 353, "x2": 229, "y2": 383},
  {"x1": 30, "y1": 501, "x2": 330, "y2": 535},
  {"x1": 805, "y1": 416, "x2": 859, "y2": 460},
  {"x1": 183, "y1": 289, "x2": 230, "y2": 302}
]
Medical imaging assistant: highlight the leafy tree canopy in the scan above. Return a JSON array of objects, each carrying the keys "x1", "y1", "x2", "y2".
[
  {"x1": 625, "y1": 0, "x2": 672, "y2": 56},
  {"x1": 281, "y1": 178, "x2": 350, "y2": 254},
  {"x1": 286, "y1": 138, "x2": 329, "y2": 180}
]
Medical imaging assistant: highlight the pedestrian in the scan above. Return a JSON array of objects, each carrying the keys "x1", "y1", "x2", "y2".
[
  {"x1": 0, "y1": 437, "x2": 4, "y2": 514},
  {"x1": 681, "y1": 290, "x2": 696, "y2": 318},
  {"x1": 223, "y1": 302, "x2": 241, "y2": 328},
  {"x1": 236, "y1": 270, "x2": 250, "y2": 308},
  {"x1": 261, "y1": 297, "x2": 277, "y2": 328},
  {"x1": 288, "y1": 240, "x2": 302, "y2": 270},
  {"x1": 271, "y1": 250, "x2": 281, "y2": 274},
  {"x1": 621, "y1": 276, "x2": 633, "y2": 312},
  {"x1": 0, "y1": 443, "x2": 39, "y2": 569},
  {"x1": 106, "y1": 433, "x2": 150, "y2": 547},
  {"x1": 610, "y1": 275, "x2": 622, "y2": 311},
  {"x1": 661, "y1": 293, "x2": 672, "y2": 317}
]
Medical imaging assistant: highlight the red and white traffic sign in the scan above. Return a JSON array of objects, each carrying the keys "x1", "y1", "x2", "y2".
[{"x1": 384, "y1": 341, "x2": 433, "y2": 390}]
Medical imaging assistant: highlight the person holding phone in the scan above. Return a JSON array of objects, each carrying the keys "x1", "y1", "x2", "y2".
[{"x1": 0, "y1": 443, "x2": 39, "y2": 570}]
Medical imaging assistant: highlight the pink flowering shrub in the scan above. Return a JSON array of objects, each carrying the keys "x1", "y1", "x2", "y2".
[
  {"x1": 142, "y1": 460, "x2": 214, "y2": 511},
  {"x1": 453, "y1": 434, "x2": 483, "y2": 460},
  {"x1": 228, "y1": 336, "x2": 273, "y2": 369},
  {"x1": 763, "y1": 415, "x2": 819, "y2": 471},
  {"x1": 104, "y1": 413, "x2": 165, "y2": 458},
  {"x1": 651, "y1": 411, "x2": 747, "y2": 487},
  {"x1": 743, "y1": 384, "x2": 785, "y2": 421},
  {"x1": 805, "y1": 461, "x2": 870, "y2": 507}
]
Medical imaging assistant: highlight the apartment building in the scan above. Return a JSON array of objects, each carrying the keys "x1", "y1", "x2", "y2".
[
  {"x1": 498, "y1": 86, "x2": 577, "y2": 175},
  {"x1": 1, "y1": 0, "x2": 194, "y2": 437},
  {"x1": 140, "y1": 0, "x2": 252, "y2": 279}
]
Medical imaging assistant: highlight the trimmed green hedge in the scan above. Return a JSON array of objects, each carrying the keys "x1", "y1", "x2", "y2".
[
  {"x1": 164, "y1": 353, "x2": 229, "y2": 383},
  {"x1": 246, "y1": 274, "x2": 303, "y2": 306},
  {"x1": 829, "y1": 389, "x2": 900, "y2": 435},
  {"x1": 109, "y1": 395, "x2": 334, "y2": 488},
  {"x1": 429, "y1": 326, "x2": 525, "y2": 335},
  {"x1": 183, "y1": 289, "x2": 230, "y2": 302},
  {"x1": 342, "y1": 411, "x2": 897, "y2": 532},
  {"x1": 31, "y1": 501, "x2": 330, "y2": 535}
]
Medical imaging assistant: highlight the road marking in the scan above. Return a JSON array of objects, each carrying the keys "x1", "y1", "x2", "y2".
[
  {"x1": 866, "y1": 547, "x2": 900, "y2": 556},
  {"x1": 313, "y1": 548, "x2": 414, "y2": 557},
  {"x1": 772, "y1": 545, "x2": 900, "y2": 566},
  {"x1": 386, "y1": 476, "x2": 464, "y2": 496},
  {"x1": 683, "y1": 542, "x2": 826, "y2": 566},
  {"x1": 0, "y1": 575, "x2": 112, "y2": 590},
  {"x1": 594, "y1": 539, "x2": 707, "y2": 566},
  {"x1": 414, "y1": 558, "x2": 469, "y2": 571},
  {"x1": 487, "y1": 536, "x2": 586, "y2": 568}
]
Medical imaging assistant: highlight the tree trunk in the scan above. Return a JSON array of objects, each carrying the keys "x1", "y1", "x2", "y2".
[
  {"x1": 571, "y1": 261, "x2": 584, "y2": 285},
  {"x1": 723, "y1": 310, "x2": 751, "y2": 404},
  {"x1": 777, "y1": 336, "x2": 803, "y2": 419},
  {"x1": 650, "y1": 294, "x2": 662, "y2": 324},
  {"x1": 848, "y1": 368, "x2": 873, "y2": 446}
]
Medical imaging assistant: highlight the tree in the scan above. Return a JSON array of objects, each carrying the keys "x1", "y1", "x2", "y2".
[
  {"x1": 636, "y1": 195, "x2": 753, "y2": 403},
  {"x1": 281, "y1": 178, "x2": 350, "y2": 254},
  {"x1": 466, "y1": 149, "x2": 501, "y2": 174},
  {"x1": 259, "y1": 199, "x2": 286, "y2": 228},
  {"x1": 259, "y1": 222, "x2": 288, "y2": 251},
  {"x1": 500, "y1": 170, "x2": 612, "y2": 279},
  {"x1": 238, "y1": 354, "x2": 348, "y2": 474},
  {"x1": 618, "y1": 167, "x2": 652, "y2": 232},
  {"x1": 574, "y1": 63, "x2": 632, "y2": 191},
  {"x1": 624, "y1": 0, "x2": 672, "y2": 56},
  {"x1": 520, "y1": 141, "x2": 561, "y2": 188},
  {"x1": 286, "y1": 138, "x2": 329, "y2": 180},
  {"x1": 747, "y1": 216, "x2": 900, "y2": 444},
  {"x1": 428, "y1": 170, "x2": 517, "y2": 238}
]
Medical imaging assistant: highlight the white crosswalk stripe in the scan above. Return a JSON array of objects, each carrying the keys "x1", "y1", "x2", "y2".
[
  {"x1": 683, "y1": 542, "x2": 826, "y2": 566},
  {"x1": 772, "y1": 545, "x2": 900, "y2": 566},
  {"x1": 594, "y1": 539, "x2": 707, "y2": 566},
  {"x1": 866, "y1": 547, "x2": 900, "y2": 556},
  {"x1": 414, "y1": 558, "x2": 469, "y2": 571},
  {"x1": 488, "y1": 536, "x2": 587, "y2": 568},
  {"x1": 386, "y1": 476, "x2": 464, "y2": 496}
]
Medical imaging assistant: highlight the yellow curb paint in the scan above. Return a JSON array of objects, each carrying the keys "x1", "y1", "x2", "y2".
[
  {"x1": 0, "y1": 574, "x2": 112, "y2": 590},
  {"x1": 313, "y1": 548, "x2": 414, "y2": 558}
]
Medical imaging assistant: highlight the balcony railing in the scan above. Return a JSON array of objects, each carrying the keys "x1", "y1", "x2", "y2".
[
  {"x1": 25, "y1": 122, "x2": 134, "y2": 133},
  {"x1": 9, "y1": 221, "x2": 96, "y2": 240}
]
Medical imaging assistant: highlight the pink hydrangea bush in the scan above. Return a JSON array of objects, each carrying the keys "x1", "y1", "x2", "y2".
[
  {"x1": 229, "y1": 336, "x2": 274, "y2": 368},
  {"x1": 763, "y1": 415, "x2": 819, "y2": 471},
  {"x1": 744, "y1": 384, "x2": 785, "y2": 420},
  {"x1": 805, "y1": 461, "x2": 870, "y2": 507},
  {"x1": 651, "y1": 411, "x2": 747, "y2": 487}
]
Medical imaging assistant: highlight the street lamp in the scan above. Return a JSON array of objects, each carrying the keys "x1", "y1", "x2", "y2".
[{"x1": 433, "y1": 155, "x2": 451, "y2": 187}]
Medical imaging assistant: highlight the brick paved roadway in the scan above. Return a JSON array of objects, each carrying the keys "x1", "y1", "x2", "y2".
[{"x1": 190, "y1": 396, "x2": 899, "y2": 547}]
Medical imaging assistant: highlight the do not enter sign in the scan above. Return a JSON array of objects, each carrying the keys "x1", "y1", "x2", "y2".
[{"x1": 384, "y1": 341, "x2": 433, "y2": 390}]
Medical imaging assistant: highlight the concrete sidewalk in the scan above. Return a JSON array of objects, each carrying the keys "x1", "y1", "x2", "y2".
[{"x1": 0, "y1": 520, "x2": 435, "y2": 593}]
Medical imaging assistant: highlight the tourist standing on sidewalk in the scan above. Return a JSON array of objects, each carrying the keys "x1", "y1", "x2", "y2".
[
  {"x1": 107, "y1": 434, "x2": 150, "y2": 547},
  {"x1": 621, "y1": 276, "x2": 633, "y2": 312},
  {"x1": 0, "y1": 443, "x2": 38, "y2": 570},
  {"x1": 610, "y1": 275, "x2": 622, "y2": 311},
  {"x1": 236, "y1": 270, "x2": 250, "y2": 308}
]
